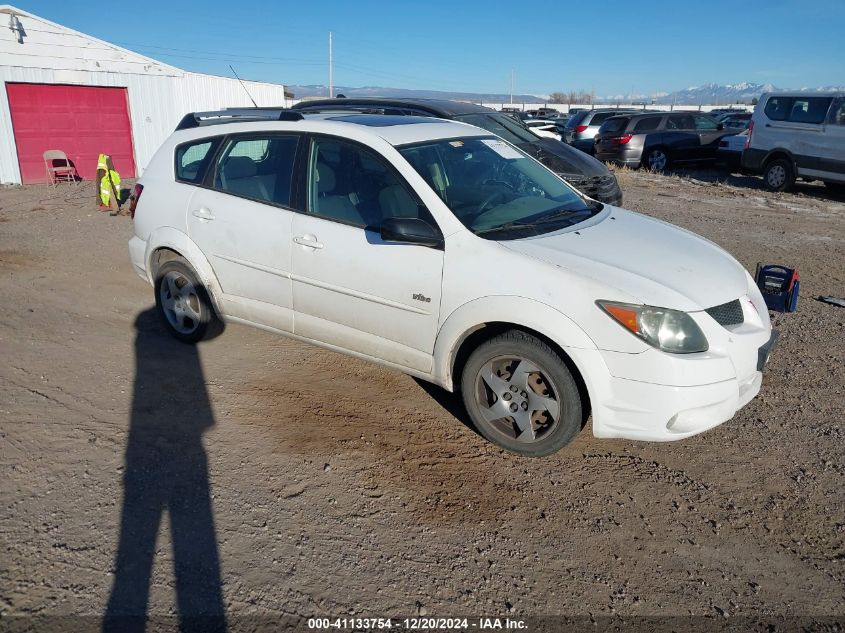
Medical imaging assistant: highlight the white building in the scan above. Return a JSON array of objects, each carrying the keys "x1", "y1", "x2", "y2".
[{"x1": 0, "y1": 5, "x2": 293, "y2": 184}]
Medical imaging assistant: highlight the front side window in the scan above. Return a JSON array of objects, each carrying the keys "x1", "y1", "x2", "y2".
[
  {"x1": 828, "y1": 97, "x2": 845, "y2": 125},
  {"x1": 666, "y1": 114, "x2": 694, "y2": 130},
  {"x1": 214, "y1": 135, "x2": 299, "y2": 206},
  {"x1": 694, "y1": 115, "x2": 719, "y2": 130},
  {"x1": 307, "y1": 137, "x2": 426, "y2": 228},
  {"x1": 399, "y1": 136, "x2": 600, "y2": 240},
  {"x1": 175, "y1": 138, "x2": 221, "y2": 184}
]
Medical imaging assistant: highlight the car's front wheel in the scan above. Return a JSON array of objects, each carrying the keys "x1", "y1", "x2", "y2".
[
  {"x1": 154, "y1": 260, "x2": 219, "y2": 343},
  {"x1": 460, "y1": 330, "x2": 583, "y2": 457}
]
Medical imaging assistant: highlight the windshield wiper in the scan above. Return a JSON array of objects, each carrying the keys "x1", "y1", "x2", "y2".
[
  {"x1": 534, "y1": 207, "x2": 593, "y2": 224},
  {"x1": 475, "y1": 220, "x2": 538, "y2": 235}
]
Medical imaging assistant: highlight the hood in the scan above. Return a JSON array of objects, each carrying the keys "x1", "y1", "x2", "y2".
[
  {"x1": 501, "y1": 208, "x2": 748, "y2": 311},
  {"x1": 517, "y1": 137, "x2": 608, "y2": 178}
]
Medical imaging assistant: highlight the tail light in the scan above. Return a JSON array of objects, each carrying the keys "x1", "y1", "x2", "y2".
[
  {"x1": 611, "y1": 134, "x2": 633, "y2": 145},
  {"x1": 744, "y1": 121, "x2": 753, "y2": 150},
  {"x1": 719, "y1": 140, "x2": 728, "y2": 148},
  {"x1": 128, "y1": 183, "x2": 143, "y2": 219},
  {"x1": 574, "y1": 125, "x2": 589, "y2": 133}
]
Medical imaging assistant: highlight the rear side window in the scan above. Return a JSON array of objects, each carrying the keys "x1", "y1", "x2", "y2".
[
  {"x1": 213, "y1": 135, "x2": 299, "y2": 207},
  {"x1": 787, "y1": 97, "x2": 832, "y2": 124},
  {"x1": 634, "y1": 117, "x2": 661, "y2": 132},
  {"x1": 601, "y1": 117, "x2": 630, "y2": 133},
  {"x1": 175, "y1": 138, "x2": 221, "y2": 184}
]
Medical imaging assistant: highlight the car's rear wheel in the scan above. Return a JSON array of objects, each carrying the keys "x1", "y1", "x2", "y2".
[
  {"x1": 460, "y1": 330, "x2": 582, "y2": 457},
  {"x1": 643, "y1": 147, "x2": 669, "y2": 172},
  {"x1": 154, "y1": 260, "x2": 219, "y2": 343},
  {"x1": 763, "y1": 158, "x2": 794, "y2": 192}
]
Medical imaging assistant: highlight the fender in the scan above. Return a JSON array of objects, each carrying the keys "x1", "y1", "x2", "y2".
[
  {"x1": 762, "y1": 147, "x2": 798, "y2": 170},
  {"x1": 144, "y1": 226, "x2": 224, "y2": 315},
  {"x1": 432, "y1": 295, "x2": 598, "y2": 391}
]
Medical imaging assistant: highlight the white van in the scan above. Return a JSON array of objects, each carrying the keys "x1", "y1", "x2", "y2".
[{"x1": 742, "y1": 91, "x2": 845, "y2": 192}]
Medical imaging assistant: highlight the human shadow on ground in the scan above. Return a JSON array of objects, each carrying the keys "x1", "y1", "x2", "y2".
[{"x1": 103, "y1": 308, "x2": 226, "y2": 633}]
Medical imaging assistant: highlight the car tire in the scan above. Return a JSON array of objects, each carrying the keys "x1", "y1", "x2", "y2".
[
  {"x1": 643, "y1": 147, "x2": 669, "y2": 172},
  {"x1": 460, "y1": 330, "x2": 583, "y2": 457},
  {"x1": 154, "y1": 260, "x2": 220, "y2": 344},
  {"x1": 763, "y1": 158, "x2": 794, "y2": 192}
]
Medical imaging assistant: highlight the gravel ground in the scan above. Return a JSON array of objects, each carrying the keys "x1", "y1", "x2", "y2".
[{"x1": 1, "y1": 169, "x2": 843, "y2": 632}]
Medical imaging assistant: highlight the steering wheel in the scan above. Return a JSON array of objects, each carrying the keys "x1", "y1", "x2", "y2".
[
  {"x1": 470, "y1": 191, "x2": 507, "y2": 221},
  {"x1": 481, "y1": 178, "x2": 516, "y2": 192}
]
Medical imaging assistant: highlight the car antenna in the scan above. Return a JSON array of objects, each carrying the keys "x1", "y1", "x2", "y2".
[{"x1": 229, "y1": 64, "x2": 258, "y2": 108}]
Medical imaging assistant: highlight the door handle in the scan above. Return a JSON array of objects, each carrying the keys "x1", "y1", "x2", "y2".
[
  {"x1": 293, "y1": 235, "x2": 324, "y2": 249},
  {"x1": 192, "y1": 207, "x2": 215, "y2": 221}
]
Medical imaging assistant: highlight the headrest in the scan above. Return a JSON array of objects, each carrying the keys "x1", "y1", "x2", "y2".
[
  {"x1": 223, "y1": 156, "x2": 257, "y2": 180},
  {"x1": 316, "y1": 163, "x2": 335, "y2": 193}
]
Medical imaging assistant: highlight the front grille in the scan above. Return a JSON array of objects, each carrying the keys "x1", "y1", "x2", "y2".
[
  {"x1": 563, "y1": 174, "x2": 620, "y2": 204},
  {"x1": 705, "y1": 299, "x2": 744, "y2": 326}
]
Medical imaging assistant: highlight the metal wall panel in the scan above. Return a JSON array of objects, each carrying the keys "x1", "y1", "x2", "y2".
[{"x1": 0, "y1": 9, "x2": 290, "y2": 184}]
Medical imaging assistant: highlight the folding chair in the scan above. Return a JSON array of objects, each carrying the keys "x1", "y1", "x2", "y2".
[{"x1": 43, "y1": 150, "x2": 78, "y2": 186}]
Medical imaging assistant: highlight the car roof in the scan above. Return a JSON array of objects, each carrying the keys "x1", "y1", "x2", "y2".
[
  {"x1": 292, "y1": 97, "x2": 496, "y2": 117},
  {"x1": 761, "y1": 90, "x2": 842, "y2": 98},
  {"x1": 170, "y1": 112, "x2": 490, "y2": 147}
]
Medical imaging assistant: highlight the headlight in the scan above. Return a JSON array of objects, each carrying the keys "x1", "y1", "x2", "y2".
[{"x1": 597, "y1": 301, "x2": 709, "y2": 354}]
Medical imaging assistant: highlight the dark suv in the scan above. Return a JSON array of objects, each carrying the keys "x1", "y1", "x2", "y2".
[
  {"x1": 594, "y1": 112, "x2": 740, "y2": 171},
  {"x1": 293, "y1": 98, "x2": 622, "y2": 205}
]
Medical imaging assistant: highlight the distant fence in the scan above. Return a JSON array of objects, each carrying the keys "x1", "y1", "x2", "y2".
[
  {"x1": 288, "y1": 98, "x2": 755, "y2": 115},
  {"x1": 481, "y1": 103, "x2": 754, "y2": 114}
]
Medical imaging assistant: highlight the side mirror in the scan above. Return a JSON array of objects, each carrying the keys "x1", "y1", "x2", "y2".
[
  {"x1": 717, "y1": 122, "x2": 724, "y2": 130},
  {"x1": 380, "y1": 217, "x2": 443, "y2": 249}
]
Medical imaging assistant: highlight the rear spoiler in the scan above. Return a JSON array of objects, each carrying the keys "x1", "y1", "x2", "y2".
[{"x1": 175, "y1": 108, "x2": 303, "y2": 131}]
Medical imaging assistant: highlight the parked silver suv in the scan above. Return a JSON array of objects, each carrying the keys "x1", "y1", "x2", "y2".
[{"x1": 564, "y1": 109, "x2": 641, "y2": 153}]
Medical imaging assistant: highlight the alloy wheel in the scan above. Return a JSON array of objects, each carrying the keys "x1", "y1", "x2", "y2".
[
  {"x1": 159, "y1": 270, "x2": 202, "y2": 335},
  {"x1": 473, "y1": 355, "x2": 561, "y2": 443}
]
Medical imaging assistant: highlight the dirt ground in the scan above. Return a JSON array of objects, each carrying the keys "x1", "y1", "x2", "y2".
[{"x1": 1, "y1": 168, "x2": 844, "y2": 632}]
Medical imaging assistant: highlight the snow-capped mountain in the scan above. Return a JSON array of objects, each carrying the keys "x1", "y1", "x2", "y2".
[{"x1": 289, "y1": 82, "x2": 844, "y2": 105}]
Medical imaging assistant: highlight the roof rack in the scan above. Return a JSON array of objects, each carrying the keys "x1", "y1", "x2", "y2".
[{"x1": 175, "y1": 108, "x2": 304, "y2": 131}]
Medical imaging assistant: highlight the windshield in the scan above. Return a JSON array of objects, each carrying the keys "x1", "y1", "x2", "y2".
[
  {"x1": 398, "y1": 136, "x2": 600, "y2": 239},
  {"x1": 453, "y1": 113, "x2": 537, "y2": 145}
]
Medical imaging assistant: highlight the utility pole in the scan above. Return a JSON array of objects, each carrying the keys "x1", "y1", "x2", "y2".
[
  {"x1": 328, "y1": 31, "x2": 333, "y2": 98},
  {"x1": 510, "y1": 69, "x2": 514, "y2": 105}
]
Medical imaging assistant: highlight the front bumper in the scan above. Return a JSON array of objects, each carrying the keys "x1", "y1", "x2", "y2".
[
  {"x1": 562, "y1": 173, "x2": 623, "y2": 206},
  {"x1": 567, "y1": 321, "x2": 777, "y2": 442}
]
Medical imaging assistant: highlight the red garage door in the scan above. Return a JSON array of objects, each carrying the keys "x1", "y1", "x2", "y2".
[{"x1": 6, "y1": 83, "x2": 136, "y2": 184}]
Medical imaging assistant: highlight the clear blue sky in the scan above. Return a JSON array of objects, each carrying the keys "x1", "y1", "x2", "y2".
[{"x1": 20, "y1": 0, "x2": 845, "y2": 96}]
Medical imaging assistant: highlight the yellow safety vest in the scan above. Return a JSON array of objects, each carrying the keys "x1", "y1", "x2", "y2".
[{"x1": 98, "y1": 154, "x2": 121, "y2": 207}]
